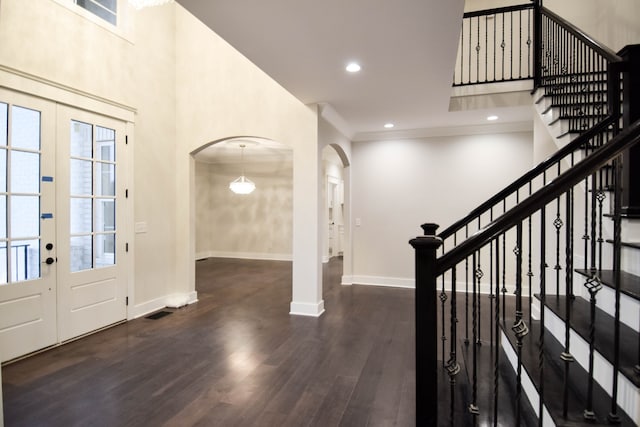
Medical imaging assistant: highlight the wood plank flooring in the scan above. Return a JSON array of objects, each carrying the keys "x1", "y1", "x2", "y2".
[{"x1": 2, "y1": 258, "x2": 416, "y2": 426}]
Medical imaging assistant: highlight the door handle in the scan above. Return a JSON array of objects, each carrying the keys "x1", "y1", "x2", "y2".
[{"x1": 43, "y1": 257, "x2": 55, "y2": 265}]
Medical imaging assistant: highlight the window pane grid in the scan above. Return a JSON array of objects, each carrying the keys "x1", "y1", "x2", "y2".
[
  {"x1": 70, "y1": 121, "x2": 116, "y2": 272},
  {"x1": 1, "y1": 103, "x2": 42, "y2": 284}
]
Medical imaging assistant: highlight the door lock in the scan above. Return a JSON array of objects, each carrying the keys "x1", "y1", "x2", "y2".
[{"x1": 46, "y1": 243, "x2": 54, "y2": 251}]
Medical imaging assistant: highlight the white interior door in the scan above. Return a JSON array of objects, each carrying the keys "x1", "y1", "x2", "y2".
[
  {"x1": 56, "y1": 106, "x2": 126, "y2": 342},
  {"x1": 0, "y1": 91, "x2": 57, "y2": 362}
]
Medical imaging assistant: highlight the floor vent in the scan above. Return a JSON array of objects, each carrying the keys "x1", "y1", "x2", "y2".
[{"x1": 145, "y1": 310, "x2": 173, "y2": 320}]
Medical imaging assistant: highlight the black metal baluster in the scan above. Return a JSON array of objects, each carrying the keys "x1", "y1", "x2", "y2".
[
  {"x1": 469, "y1": 251, "x2": 480, "y2": 418},
  {"x1": 561, "y1": 188, "x2": 574, "y2": 420},
  {"x1": 460, "y1": 18, "x2": 465, "y2": 85},
  {"x1": 477, "y1": 217, "x2": 483, "y2": 345},
  {"x1": 465, "y1": 225, "x2": 470, "y2": 345},
  {"x1": 501, "y1": 12, "x2": 506, "y2": 81},
  {"x1": 502, "y1": 201, "x2": 507, "y2": 325},
  {"x1": 518, "y1": 9, "x2": 523, "y2": 79},
  {"x1": 527, "y1": 182, "x2": 533, "y2": 327},
  {"x1": 597, "y1": 171, "x2": 606, "y2": 271},
  {"x1": 512, "y1": 222, "x2": 528, "y2": 427},
  {"x1": 584, "y1": 173, "x2": 592, "y2": 271},
  {"x1": 554, "y1": 193, "x2": 563, "y2": 297},
  {"x1": 447, "y1": 266, "x2": 460, "y2": 426},
  {"x1": 493, "y1": 237, "x2": 500, "y2": 426},
  {"x1": 476, "y1": 16, "x2": 481, "y2": 83},
  {"x1": 583, "y1": 274, "x2": 602, "y2": 421},
  {"x1": 538, "y1": 199, "x2": 547, "y2": 427},
  {"x1": 469, "y1": 17, "x2": 473, "y2": 84},
  {"x1": 484, "y1": 12, "x2": 488, "y2": 83},
  {"x1": 441, "y1": 244, "x2": 448, "y2": 366},
  {"x1": 608, "y1": 156, "x2": 623, "y2": 424}
]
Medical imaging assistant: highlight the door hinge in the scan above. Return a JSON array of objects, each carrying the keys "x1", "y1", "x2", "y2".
[
  {"x1": 125, "y1": 189, "x2": 129, "y2": 198},
  {"x1": 125, "y1": 135, "x2": 129, "y2": 145},
  {"x1": 126, "y1": 242, "x2": 129, "y2": 252},
  {"x1": 126, "y1": 296, "x2": 129, "y2": 306}
]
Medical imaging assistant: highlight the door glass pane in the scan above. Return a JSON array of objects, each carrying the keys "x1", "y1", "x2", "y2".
[
  {"x1": 0, "y1": 103, "x2": 7, "y2": 147},
  {"x1": 95, "y1": 233, "x2": 115, "y2": 268},
  {"x1": 70, "y1": 235, "x2": 92, "y2": 272},
  {"x1": 12, "y1": 239, "x2": 40, "y2": 282},
  {"x1": 70, "y1": 198, "x2": 92, "y2": 234},
  {"x1": 11, "y1": 151, "x2": 40, "y2": 193},
  {"x1": 11, "y1": 196, "x2": 39, "y2": 238},
  {"x1": 71, "y1": 121, "x2": 92, "y2": 158},
  {"x1": 95, "y1": 162, "x2": 115, "y2": 196},
  {"x1": 69, "y1": 120, "x2": 117, "y2": 272},
  {"x1": 97, "y1": 126, "x2": 115, "y2": 161},
  {"x1": 96, "y1": 199, "x2": 115, "y2": 232},
  {"x1": 0, "y1": 196, "x2": 6, "y2": 239},
  {"x1": 11, "y1": 106, "x2": 40, "y2": 151},
  {"x1": 0, "y1": 149, "x2": 6, "y2": 192},
  {"x1": 0, "y1": 244, "x2": 7, "y2": 284},
  {"x1": 70, "y1": 159, "x2": 92, "y2": 195}
]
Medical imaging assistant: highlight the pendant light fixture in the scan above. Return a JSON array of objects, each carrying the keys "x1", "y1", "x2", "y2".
[
  {"x1": 129, "y1": 0, "x2": 174, "y2": 10},
  {"x1": 229, "y1": 144, "x2": 256, "y2": 195}
]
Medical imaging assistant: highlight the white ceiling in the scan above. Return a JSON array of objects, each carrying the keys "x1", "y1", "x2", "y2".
[{"x1": 176, "y1": 0, "x2": 532, "y2": 141}]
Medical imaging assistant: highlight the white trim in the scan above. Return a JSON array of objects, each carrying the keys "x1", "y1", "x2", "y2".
[
  {"x1": 353, "y1": 120, "x2": 532, "y2": 142},
  {"x1": 290, "y1": 300, "x2": 325, "y2": 317},
  {"x1": 502, "y1": 330, "x2": 556, "y2": 426},
  {"x1": 196, "y1": 251, "x2": 292, "y2": 262},
  {"x1": 347, "y1": 275, "x2": 415, "y2": 289},
  {"x1": 342, "y1": 276, "x2": 521, "y2": 293},
  {"x1": 0, "y1": 66, "x2": 136, "y2": 123},
  {"x1": 166, "y1": 291, "x2": 198, "y2": 309},
  {"x1": 543, "y1": 305, "x2": 639, "y2": 422},
  {"x1": 130, "y1": 296, "x2": 167, "y2": 319}
]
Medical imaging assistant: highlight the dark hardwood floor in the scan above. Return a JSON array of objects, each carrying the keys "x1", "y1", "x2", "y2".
[{"x1": 2, "y1": 258, "x2": 416, "y2": 426}]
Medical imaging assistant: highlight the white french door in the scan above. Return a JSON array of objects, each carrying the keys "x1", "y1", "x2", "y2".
[
  {"x1": 0, "y1": 90, "x2": 57, "y2": 362},
  {"x1": 0, "y1": 92, "x2": 128, "y2": 362},
  {"x1": 56, "y1": 106, "x2": 127, "y2": 342}
]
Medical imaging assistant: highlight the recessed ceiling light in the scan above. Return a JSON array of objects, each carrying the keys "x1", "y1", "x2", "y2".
[
  {"x1": 384, "y1": 123, "x2": 395, "y2": 129},
  {"x1": 487, "y1": 115, "x2": 499, "y2": 121},
  {"x1": 346, "y1": 62, "x2": 361, "y2": 73}
]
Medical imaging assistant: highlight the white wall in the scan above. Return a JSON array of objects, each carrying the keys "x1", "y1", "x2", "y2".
[
  {"x1": 349, "y1": 130, "x2": 533, "y2": 286},
  {"x1": 195, "y1": 160, "x2": 293, "y2": 261},
  {"x1": 0, "y1": 0, "x2": 322, "y2": 317},
  {"x1": 545, "y1": 0, "x2": 640, "y2": 52}
]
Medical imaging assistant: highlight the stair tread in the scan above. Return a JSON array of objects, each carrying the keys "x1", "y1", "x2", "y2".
[
  {"x1": 575, "y1": 268, "x2": 640, "y2": 300},
  {"x1": 502, "y1": 315, "x2": 636, "y2": 426},
  {"x1": 539, "y1": 294, "x2": 640, "y2": 388}
]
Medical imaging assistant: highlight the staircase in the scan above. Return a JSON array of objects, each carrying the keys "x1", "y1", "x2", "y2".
[{"x1": 411, "y1": 3, "x2": 640, "y2": 426}]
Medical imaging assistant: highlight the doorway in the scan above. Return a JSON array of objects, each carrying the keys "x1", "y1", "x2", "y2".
[{"x1": 0, "y1": 89, "x2": 128, "y2": 362}]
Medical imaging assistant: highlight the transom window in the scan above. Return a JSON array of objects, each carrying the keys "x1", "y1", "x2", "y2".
[{"x1": 75, "y1": 0, "x2": 117, "y2": 25}]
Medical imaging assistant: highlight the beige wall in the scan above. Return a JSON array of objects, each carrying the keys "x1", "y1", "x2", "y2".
[
  {"x1": 350, "y1": 130, "x2": 533, "y2": 285},
  {"x1": 195, "y1": 160, "x2": 293, "y2": 260},
  {"x1": 0, "y1": 0, "x2": 323, "y2": 319}
]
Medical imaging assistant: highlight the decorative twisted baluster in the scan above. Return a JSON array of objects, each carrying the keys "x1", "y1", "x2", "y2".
[
  {"x1": 562, "y1": 189, "x2": 575, "y2": 420},
  {"x1": 538, "y1": 204, "x2": 547, "y2": 427},
  {"x1": 493, "y1": 237, "x2": 501, "y2": 426},
  {"x1": 583, "y1": 274, "x2": 603, "y2": 421},
  {"x1": 469, "y1": 251, "x2": 480, "y2": 418}
]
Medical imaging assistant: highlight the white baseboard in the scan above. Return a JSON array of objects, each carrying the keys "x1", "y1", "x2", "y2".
[
  {"x1": 290, "y1": 300, "x2": 325, "y2": 317},
  {"x1": 197, "y1": 251, "x2": 292, "y2": 262},
  {"x1": 130, "y1": 291, "x2": 199, "y2": 318},
  {"x1": 343, "y1": 275, "x2": 521, "y2": 293},
  {"x1": 348, "y1": 275, "x2": 415, "y2": 289}
]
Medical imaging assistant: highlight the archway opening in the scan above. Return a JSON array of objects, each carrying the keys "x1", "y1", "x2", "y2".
[{"x1": 192, "y1": 137, "x2": 293, "y2": 294}]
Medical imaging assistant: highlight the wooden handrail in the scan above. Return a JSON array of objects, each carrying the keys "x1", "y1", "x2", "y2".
[
  {"x1": 541, "y1": 6, "x2": 622, "y2": 63},
  {"x1": 437, "y1": 119, "x2": 640, "y2": 275},
  {"x1": 438, "y1": 116, "x2": 617, "y2": 241}
]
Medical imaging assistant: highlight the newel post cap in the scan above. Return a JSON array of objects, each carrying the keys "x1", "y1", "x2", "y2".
[{"x1": 420, "y1": 223, "x2": 439, "y2": 236}]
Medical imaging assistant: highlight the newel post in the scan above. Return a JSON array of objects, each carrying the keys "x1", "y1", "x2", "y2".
[{"x1": 409, "y1": 223, "x2": 442, "y2": 426}]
